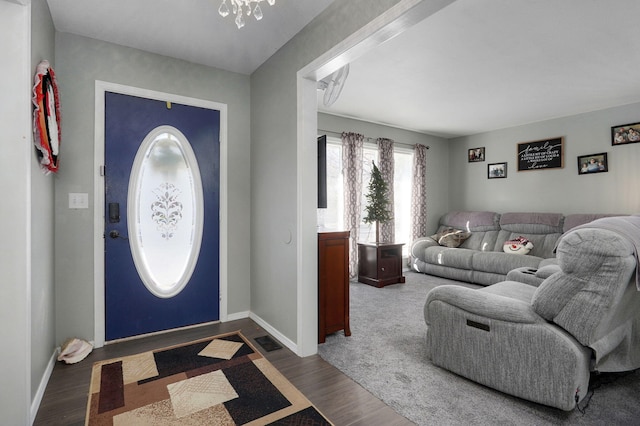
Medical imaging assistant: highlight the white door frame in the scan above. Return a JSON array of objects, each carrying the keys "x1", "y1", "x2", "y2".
[
  {"x1": 295, "y1": 0, "x2": 456, "y2": 356},
  {"x1": 93, "y1": 81, "x2": 228, "y2": 347}
]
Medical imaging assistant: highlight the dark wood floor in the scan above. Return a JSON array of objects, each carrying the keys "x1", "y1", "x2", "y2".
[{"x1": 34, "y1": 318, "x2": 413, "y2": 425}]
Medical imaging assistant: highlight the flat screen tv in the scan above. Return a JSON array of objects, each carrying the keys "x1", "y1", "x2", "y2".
[{"x1": 318, "y1": 135, "x2": 327, "y2": 208}]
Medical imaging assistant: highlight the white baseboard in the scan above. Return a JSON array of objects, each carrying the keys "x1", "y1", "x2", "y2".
[
  {"x1": 225, "y1": 310, "x2": 250, "y2": 322},
  {"x1": 30, "y1": 349, "x2": 57, "y2": 425},
  {"x1": 249, "y1": 312, "x2": 298, "y2": 354}
]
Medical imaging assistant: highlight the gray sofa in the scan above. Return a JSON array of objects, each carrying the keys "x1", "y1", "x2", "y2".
[
  {"x1": 411, "y1": 211, "x2": 617, "y2": 286},
  {"x1": 424, "y1": 215, "x2": 640, "y2": 410}
]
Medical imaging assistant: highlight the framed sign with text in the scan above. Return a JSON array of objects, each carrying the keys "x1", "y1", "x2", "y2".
[{"x1": 517, "y1": 137, "x2": 564, "y2": 171}]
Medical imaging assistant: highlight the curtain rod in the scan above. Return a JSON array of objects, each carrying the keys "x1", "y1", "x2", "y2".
[{"x1": 317, "y1": 129, "x2": 429, "y2": 149}]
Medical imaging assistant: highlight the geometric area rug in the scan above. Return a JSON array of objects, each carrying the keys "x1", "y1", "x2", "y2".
[{"x1": 85, "y1": 331, "x2": 332, "y2": 425}]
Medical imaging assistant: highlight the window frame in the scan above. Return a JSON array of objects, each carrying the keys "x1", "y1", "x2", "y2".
[{"x1": 318, "y1": 136, "x2": 414, "y2": 257}]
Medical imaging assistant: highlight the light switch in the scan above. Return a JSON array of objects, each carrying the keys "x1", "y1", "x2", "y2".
[{"x1": 69, "y1": 193, "x2": 89, "y2": 209}]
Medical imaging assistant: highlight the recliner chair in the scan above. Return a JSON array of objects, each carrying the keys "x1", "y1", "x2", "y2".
[{"x1": 424, "y1": 216, "x2": 640, "y2": 410}]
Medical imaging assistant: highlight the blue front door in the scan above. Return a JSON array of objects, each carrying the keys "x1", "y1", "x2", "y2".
[{"x1": 104, "y1": 92, "x2": 220, "y2": 341}]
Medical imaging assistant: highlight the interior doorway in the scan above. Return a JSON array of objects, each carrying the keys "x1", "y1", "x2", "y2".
[{"x1": 295, "y1": 0, "x2": 456, "y2": 356}]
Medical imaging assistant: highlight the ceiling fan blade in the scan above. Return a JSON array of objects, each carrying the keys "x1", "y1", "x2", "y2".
[{"x1": 322, "y1": 64, "x2": 349, "y2": 107}]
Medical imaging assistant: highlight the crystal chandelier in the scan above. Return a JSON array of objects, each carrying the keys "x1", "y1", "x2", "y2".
[{"x1": 218, "y1": 0, "x2": 275, "y2": 29}]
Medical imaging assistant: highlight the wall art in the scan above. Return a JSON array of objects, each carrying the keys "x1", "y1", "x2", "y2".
[
  {"x1": 611, "y1": 122, "x2": 640, "y2": 146},
  {"x1": 468, "y1": 147, "x2": 485, "y2": 162},
  {"x1": 33, "y1": 59, "x2": 61, "y2": 174},
  {"x1": 488, "y1": 162, "x2": 507, "y2": 179},
  {"x1": 517, "y1": 137, "x2": 563, "y2": 171},
  {"x1": 578, "y1": 152, "x2": 608, "y2": 175}
]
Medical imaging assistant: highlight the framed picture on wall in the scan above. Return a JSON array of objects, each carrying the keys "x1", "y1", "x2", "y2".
[
  {"x1": 517, "y1": 137, "x2": 563, "y2": 171},
  {"x1": 488, "y1": 162, "x2": 507, "y2": 179},
  {"x1": 611, "y1": 122, "x2": 640, "y2": 146},
  {"x1": 577, "y1": 152, "x2": 608, "y2": 175},
  {"x1": 468, "y1": 147, "x2": 485, "y2": 162}
]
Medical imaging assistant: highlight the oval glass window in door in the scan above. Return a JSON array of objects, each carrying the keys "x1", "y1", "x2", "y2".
[{"x1": 127, "y1": 125, "x2": 204, "y2": 298}]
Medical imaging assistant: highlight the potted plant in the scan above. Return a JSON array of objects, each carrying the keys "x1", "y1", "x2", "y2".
[{"x1": 363, "y1": 161, "x2": 393, "y2": 243}]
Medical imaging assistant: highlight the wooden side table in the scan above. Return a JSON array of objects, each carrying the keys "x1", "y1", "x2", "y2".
[
  {"x1": 318, "y1": 231, "x2": 351, "y2": 343},
  {"x1": 357, "y1": 242, "x2": 405, "y2": 288}
]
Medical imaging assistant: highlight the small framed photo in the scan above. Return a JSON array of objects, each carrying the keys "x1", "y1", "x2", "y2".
[
  {"x1": 488, "y1": 162, "x2": 507, "y2": 179},
  {"x1": 468, "y1": 147, "x2": 485, "y2": 162},
  {"x1": 578, "y1": 152, "x2": 608, "y2": 175},
  {"x1": 612, "y1": 122, "x2": 640, "y2": 146}
]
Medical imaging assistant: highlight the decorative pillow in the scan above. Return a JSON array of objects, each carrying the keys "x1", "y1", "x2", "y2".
[
  {"x1": 431, "y1": 227, "x2": 471, "y2": 248},
  {"x1": 503, "y1": 236, "x2": 534, "y2": 255}
]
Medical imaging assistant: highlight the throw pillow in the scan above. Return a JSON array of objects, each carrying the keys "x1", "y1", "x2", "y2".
[
  {"x1": 431, "y1": 227, "x2": 471, "y2": 248},
  {"x1": 503, "y1": 236, "x2": 534, "y2": 255}
]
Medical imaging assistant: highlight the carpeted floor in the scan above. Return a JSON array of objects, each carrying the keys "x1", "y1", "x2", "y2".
[{"x1": 317, "y1": 271, "x2": 640, "y2": 425}]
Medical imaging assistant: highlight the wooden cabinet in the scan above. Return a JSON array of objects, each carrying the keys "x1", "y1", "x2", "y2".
[
  {"x1": 357, "y1": 243, "x2": 405, "y2": 288},
  {"x1": 318, "y1": 231, "x2": 351, "y2": 344}
]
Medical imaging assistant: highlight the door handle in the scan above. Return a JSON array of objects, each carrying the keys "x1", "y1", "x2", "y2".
[{"x1": 109, "y1": 202, "x2": 120, "y2": 223}]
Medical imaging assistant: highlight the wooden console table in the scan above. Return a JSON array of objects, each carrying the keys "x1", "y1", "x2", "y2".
[
  {"x1": 318, "y1": 231, "x2": 351, "y2": 343},
  {"x1": 357, "y1": 242, "x2": 405, "y2": 288}
]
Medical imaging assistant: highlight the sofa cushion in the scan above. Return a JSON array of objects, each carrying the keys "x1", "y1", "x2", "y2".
[
  {"x1": 472, "y1": 270, "x2": 519, "y2": 286},
  {"x1": 424, "y1": 263, "x2": 474, "y2": 283},
  {"x1": 472, "y1": 251, "x2": 543, "y2": 275},
  {"x1": 435, "y1": 211, "x2": 500, "y2": 252},
  {"x1": 563, "y1": 213, "x2": 621, "y2": 233},
  {"x1": 500, "y1": 212, "x2": 564, "y2": 232},
  {"x1": 458, "y1": 230, "x2": 498, "y2": 252},
  {"x1": 489, "y1": 213, "x2": 564, "y2": 259},
  {"x1": 439, "y1": 211, "x2": 500, "y2": 231},
  {"x1": 424, "y1": 246, "x2": 474, "y2": 270},
  {"x1": 480, "y1": 280, "x2": 537, "y2": 303}
]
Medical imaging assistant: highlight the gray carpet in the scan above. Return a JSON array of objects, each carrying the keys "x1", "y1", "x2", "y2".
[{"x1": 317, "y1": 271, "x2": 640, "y2": 425}]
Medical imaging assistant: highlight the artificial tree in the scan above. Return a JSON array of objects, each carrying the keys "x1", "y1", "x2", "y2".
[{"x1": 363, "y1": 161, "x2": 393, "y2": 243}]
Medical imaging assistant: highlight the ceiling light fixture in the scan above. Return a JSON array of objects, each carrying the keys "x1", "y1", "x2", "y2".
[{"x1": 218, "y1": 0, "x2": 275, "y2": 29}]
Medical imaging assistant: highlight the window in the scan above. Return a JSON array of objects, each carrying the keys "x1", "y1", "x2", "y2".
[
  {"x1": 128, "y1": 127, "x2": 204, "y2": 298},
  {"x1": 317, "y1": 137, "x2": 414, "y2": 256}
]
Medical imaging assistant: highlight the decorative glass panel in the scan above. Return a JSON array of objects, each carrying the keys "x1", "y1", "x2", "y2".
[{"x1": 128, "y1": 126, "x2": 204, "y2": 298}]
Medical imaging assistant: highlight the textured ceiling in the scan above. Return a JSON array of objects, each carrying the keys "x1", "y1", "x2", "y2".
[
  {"x1": 46, "y1": 0, "x2": 640, "y2": 138},
  {"x1": 318, "y1": 0, "x2": 640, "y2": 137},
  {"x1": 47, "y1": 0, "x2": 335, "y2": 75}
]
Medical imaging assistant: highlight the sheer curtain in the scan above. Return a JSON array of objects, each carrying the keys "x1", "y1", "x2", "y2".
[
  {"x1": 377, "y1": 138, "x2": 395, "y2": 244},
  {"x1": 342, "y1": 132, "x2": 364, "y2": 278},
  {"x1": 410, "y1": 144, "x2": 428, "y2": 247}
]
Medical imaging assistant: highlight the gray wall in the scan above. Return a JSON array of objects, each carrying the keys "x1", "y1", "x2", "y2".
[
  {"x1": 250, "y1": 0, "x2": 404, "y2": 343},
  {"x1": 54, "y1": 32, "x2": 252, "y2": 343},
  {"x1": 318, "y1": 113, "x2": 450, "y2": 233},
  {"x1": 449, "y1": 102, "x2": 640, "y2": 215},
  {"x1": 30, "y1": 0, "x2": 56, "y2": 404},
  {"x1": 0, "y1": 1, "x2": 31, "y2": 424}
]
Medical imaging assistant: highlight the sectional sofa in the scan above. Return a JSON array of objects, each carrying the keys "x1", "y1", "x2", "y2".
[
  {"x1": 410, "y1": 211, "x2": 618, "y2": 286},
  {"x1": 424, "y1": 215, "x2": 640, "y2": 410}
]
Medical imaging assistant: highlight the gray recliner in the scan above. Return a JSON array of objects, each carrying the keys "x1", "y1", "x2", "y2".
[{"x1": 424, "y1": 216, "x2": 640, "y2": 410}]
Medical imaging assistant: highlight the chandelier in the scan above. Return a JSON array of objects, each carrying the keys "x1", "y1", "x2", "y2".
[{"x1": 218, "y1": 0, "x2": 276, "y2": 29}]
